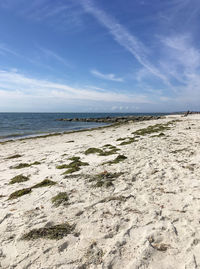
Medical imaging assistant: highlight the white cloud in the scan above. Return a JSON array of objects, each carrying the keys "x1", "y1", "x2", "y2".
[
  {"x1": 91, "y1": 69, "x2": 124, "y2": 82},
  {"x1": 157, "y1": 34, "x2": 200, "y2": 108},
  {"x1": 161, "y1": 35, "x2": 200, "y2": 72},
  {"x1": 159, "y1": 35, "x2": 200, "y2": 88},
  {"x1": 0, "y1": 0, "x2": 85, "y2": 31},
  {"x1": 0, "y1": 70, "x2": 153, "y2": 108}
]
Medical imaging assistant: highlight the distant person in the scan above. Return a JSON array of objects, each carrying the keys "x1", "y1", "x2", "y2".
[{"x1": 184, "y1": 110, "x2": 190, "y2": 117}]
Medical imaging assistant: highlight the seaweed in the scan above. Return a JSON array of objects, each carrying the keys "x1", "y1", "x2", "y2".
[
  {"x1": 57, "y1": 158, "x2": 88, "y2": 170},
  {"x1": 58, "y1": 157, "x2": 89, "y2": 175},
  {"x1": 12, "y1": 163, "x2": 30, "y2": 169},
  {"x1": 99, "y1": 148, "x2": 120, "y2": 156},
  {"x1": 68, "y1": 156, "x2": 81, "y2": 161},
  {"x1": 85, "y1": 146, "x2": 119, "y2": 156},
  {"x1": 63, "y1": 166, "x2": 80, "y2": 175},
  {"x1": 56, "y1": 164, "x2": 69, "y2": 169},
  {"x1": 102, "y1": 144, "x2": 117, "y2": 150},
  {"x1": 116, "y1": 137, "x2": 127, "y2": 141},
  {"x1": 119, "y1": 137, "x2": 136, "y2": 145},
  {"x1": 9, "y1": 188, "x2": 32, "y2": 199},
  {"x1": 51, "y1": 192, "x2": 69, "y2": 207},
  {"x1": 103, "y1": 144, "x2": 113, "y2": 147},
  {"x1": 32, "y1": 161, "x2": 41, "y2": 165},
  {"x1": 89, "y1": 171, "x2": 122, "y2": 188},
  {"x1": 132, "y1": 122, "x2": 174, "y2": 136},
  {"x1": 84, "y1": 148, "x2": 103, "y2": 155},
  {"x1": 21, "y1": 222, "x2": 75, "y2": 240},
  {"x1": 151, "y1": 132, "x2": 165, "y2": 137},
  {"x1": 11, "y1": 161, "x2": 41, "y2": 169},
  {"x1": 9, "y1": 174, "x2": 29, "y2": 184},
  {"x1": 103, "y1": 154, "x2": 127, "y2": 165},
  {"x1": 7, "y1": 154, "x2": 22, "y2": 159},
  {"x1": 32, "y1": 179, "x2": 56, "y2": 188}
]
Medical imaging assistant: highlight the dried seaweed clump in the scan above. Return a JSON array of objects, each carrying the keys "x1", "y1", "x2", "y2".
[
  {"x1": 89, "y1": 171, "x2": 122, "y2": 188},
  {"x1": 51, "y1": 192, "x2": 69, "y2": 207},
  {"x1": 99, "y1": 146, "x2": 120, "y2": 156},
  {"x1": 9, "y1": 174, "x2": 29, "y2": 184},
  {"x1": 85, "y1": 146, "x2": 119, "y2": 156},
  {"x1": 7, "y1": 154, "x2": 22, "y2": 159},
  {"x1": 103, "y1": 154, "x2": 127, "y2": 165},
  {"x1": 116, "y1": 137, "x2": 127, "y2": 141},
  {"x1": 9, "y1": 188, "x2": 32, "y2": 200},
  {"x1": 32, "y1": 179, "x2": 56, "y2": 189},
  {"x1": 11, "y1": 161, "x2": 41, "y2": 169},
  {"x1": 57, "y1": 157, "x2": 89, "y2": 175},
  {"x1": 151, "y1": 132, "x2": 165, "y2": 137},
  {"x1": 21, "y1": 222, "x2": 75, "y2": 240},
  {"x1": 119, "y1": 137, "x2": 136, "y2": 145},
  {"x1": 84, "y1": 148, "x2": 103, "y2": 155},
  {"x1": 132, "y1": 122, "x2": 174, "y2": 136}
]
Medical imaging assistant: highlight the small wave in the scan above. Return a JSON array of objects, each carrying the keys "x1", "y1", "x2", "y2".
[
  {"x1": 0, "y1": 124, "x2": 107, "y2": 142},
  {"x1": 0, "y1": 132, "x2": 51, "y2": 142}
]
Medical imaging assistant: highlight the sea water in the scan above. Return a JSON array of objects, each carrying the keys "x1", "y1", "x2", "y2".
[{"x1": 0, "y1": 112, "x2": 167, "y2": 142}]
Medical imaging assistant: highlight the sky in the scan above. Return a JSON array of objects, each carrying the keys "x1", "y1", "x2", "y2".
[{"x1": 0, "y1": 0, "x2": 200, "y2": 112}]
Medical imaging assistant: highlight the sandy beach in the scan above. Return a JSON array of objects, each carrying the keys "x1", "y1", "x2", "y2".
[{"x1": 0, "y1": 114, "x2": 200, "y2": 269}]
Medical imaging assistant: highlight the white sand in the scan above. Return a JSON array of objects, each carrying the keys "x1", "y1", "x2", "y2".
[{"x1": 0, "y1": 114, "x2": 200, "y2": 269}]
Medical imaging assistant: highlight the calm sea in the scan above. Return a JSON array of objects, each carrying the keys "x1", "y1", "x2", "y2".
[{"x1": 0, "y1": 112, "x2": 168, "y2": 142}]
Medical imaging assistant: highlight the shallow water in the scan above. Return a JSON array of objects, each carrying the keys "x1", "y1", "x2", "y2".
[{"x1": 0, "y1": 112, "x2": 167, "y2": 141}]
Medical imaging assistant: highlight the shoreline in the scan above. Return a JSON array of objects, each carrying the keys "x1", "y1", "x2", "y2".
[
  {"x1": 0, "y1": 123, "x2": 112, "y2": 144},
  {"x1": 0, "y1": 114, "x2": 200, "y2": 268},
  {"x1": 0, "y1": 114, "x2": 168, "y2": 144}
]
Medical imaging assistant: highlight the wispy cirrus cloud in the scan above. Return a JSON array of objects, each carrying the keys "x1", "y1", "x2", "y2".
[
  {"x1": 0, "y1": 0, "x2": 84, "y2": 30},
  {"x1": 0, "y1": 41, "x2": 72, "y2": 72},
  {"x1": 80, "y1": 0, "x2": 200, "y2": 109},
  {"x1": 37, "y1": 47, "x2": 72, "y2": 68},
  {"x1": 159, "y1": 35, "x2": 200, "y2": 83},
  {"x1": 162, "y1": 35, "x2": 200, "y2": 66},
  {"x1": 81, "y1": 0, "x2": 169, "y2": 85},
  {"x1": 91, "y1": 69, "x2": 123, "y2": 82},
  {"x1": 0, "y1": 43, "x2": 20, "y2": 57}
]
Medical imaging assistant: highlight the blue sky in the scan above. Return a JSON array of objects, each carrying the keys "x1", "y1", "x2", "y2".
[{"x1": 0, "y1": 0, "x2": 200, "y2": 112}]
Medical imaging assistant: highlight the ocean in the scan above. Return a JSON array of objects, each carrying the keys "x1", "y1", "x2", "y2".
[{"x1": 0, "y1": 112, "x2": 168, "y2": 142}]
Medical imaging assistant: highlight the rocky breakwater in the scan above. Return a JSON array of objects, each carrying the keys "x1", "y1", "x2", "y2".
[{"x1": 56, "y1": 115, "x2": 163, "y2": 124}]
